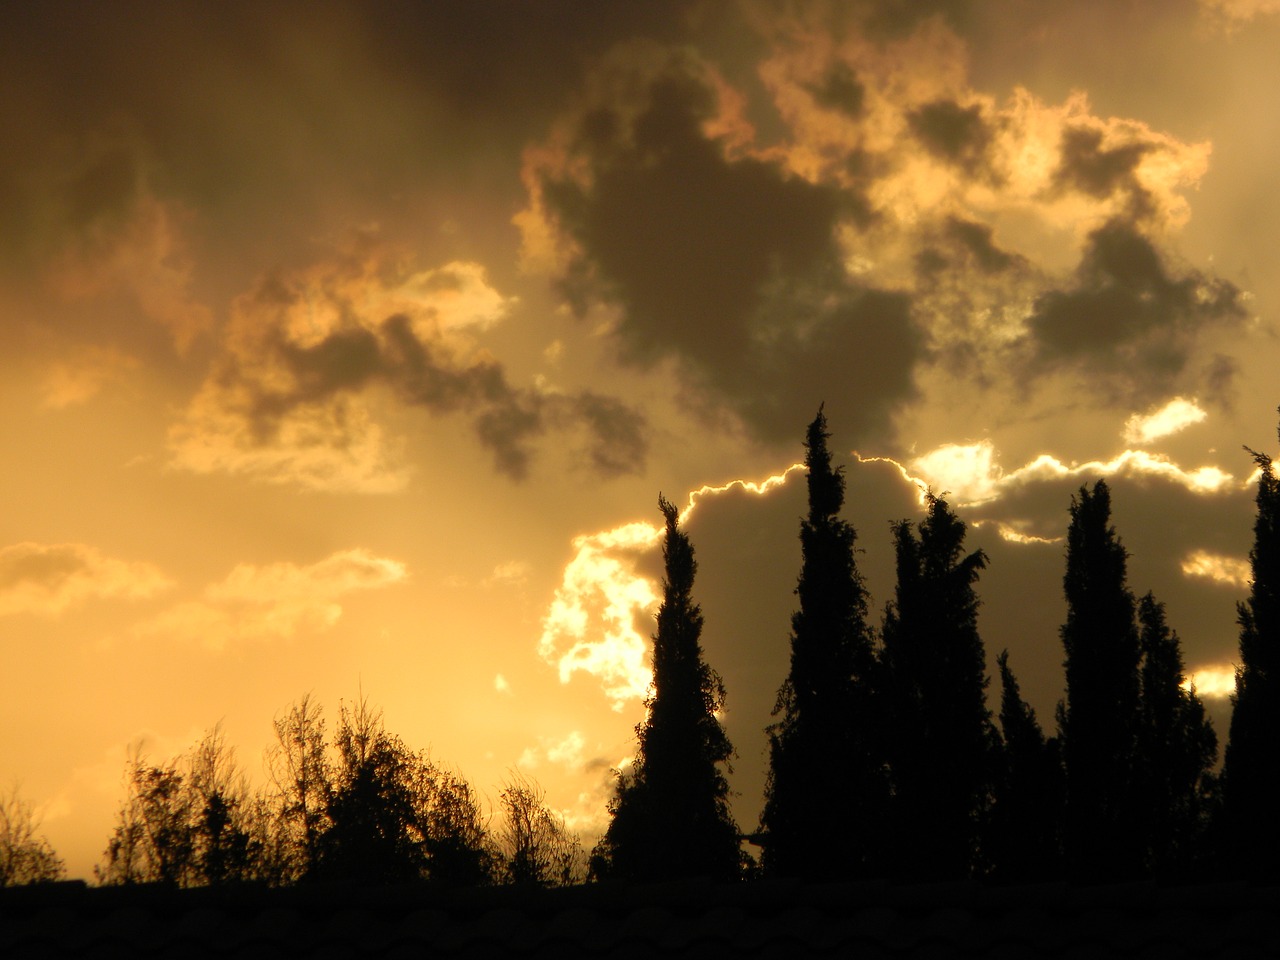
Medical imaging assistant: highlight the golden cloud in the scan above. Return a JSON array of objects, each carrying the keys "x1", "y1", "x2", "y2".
[
  {"x1": 1123, "y1": 397, "x2": 1209, "y2": 445},
  {"x1": 0, "y1": 542, "x2": 171, "y2": 616},
  {"x1": 134, "y1": 548, "x2": 407, "y2": 651},
  {"x1": 40, "y1": 345, "x2": 140, "y2": 409},
  {"x1": 1181, "y1": 549, "x2": 1251, "y2": 588}
]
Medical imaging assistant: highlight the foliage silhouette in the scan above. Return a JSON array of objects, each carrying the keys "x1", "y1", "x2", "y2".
[
  {"x1": 315, "y1": 696, "x2": 492, "y2": 887},
  {"x1": 1135, "y1": 593, "x2": 1218, "y2": 878},
  {"x1": 989, "y1": 651, "x2": 1064, "y2": 882},
  {"x1": 496, "y1": 772, "x2": 586, "y2": 887},
  {"x1": 1223, "y1": 416, "x2": 1280, "y2": 879},
  {"x1": 265, "y1": 693, "x2": 331, "y2": 883},
  {"x1": 760, "y1": 407, "x2": 886, "y2": 879},
  {"x1": 1057, "y1": 480, "x2": 1144, "y2": 881},
  {"x1": 592, "y1": 495, "x2": 741, "y2": 881},
  {"x1": 0, "y1": 786, "x2": 65, "y2": 886},
  {"x1": 97, "y1": 727, "x2": 260, "y2": 887},
  {"x1": 880, "y1": 492, "x2": 996, "y2": 879}
]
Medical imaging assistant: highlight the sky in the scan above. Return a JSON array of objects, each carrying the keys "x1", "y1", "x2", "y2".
[{"x1": 2, "y1": 0, "x2": 1279, "y2": 880}]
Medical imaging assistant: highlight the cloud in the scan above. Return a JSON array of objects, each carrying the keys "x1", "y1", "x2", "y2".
[
  {"x1": 1024, "y1": 220, "x2": 1246, "y2": 401},
  {"x1": 40, "y1": 344, "x2": 140, "y2": 409},
  {"x1": 516, "y1": 12, "x2": 1246, "y2": 445},
  {"x1": 1124, "y1": 397, "x2": 1209, "y2": 445},
  {"x1": 134, "y1": 548, "x2": 406, "y2": 650},
  {"x1": 1184, "y1": 663, "x2": 1237, "y2": 700},
  {"x1": 517, "y1": 43, "x2": 923, "y2": 444},
  {"x1": 537, "y1": 463, "x2": 804, "y2": 709},
  {"x1": 899, "y1": 440, "x2": 1240, "y2": 508},
  {"x1": 168, "y1": 241, "x2": 649, "y2": 488},
  {"x1": 1181, "y1": 549, "x2": 1251, "y2": 588},
  {"x1": 0, "y1": 542, "x2": 171, "y2": 616},
  {"x1": 1199, "y1": 0, "x2": 1280, "y2": 28},
  {"x1": 43, "y1": 143, "x2": 212, "y2": 352}
]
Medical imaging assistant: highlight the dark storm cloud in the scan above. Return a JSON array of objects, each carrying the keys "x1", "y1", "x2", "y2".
[
  {"x1": 808, "y1": 62, "x2": 867, "y2": 116},
  {"x1": 535, "y1": 59, "x2": 924, "y2": 445},
  {"x1": 1025, "y1": 219, "x2": 1246, "y2": 401},
  {"x1": 907, "y1": 99, "x2": 996, "y2": 178},
  {"x1": 1054, "y1": 126, "x2": 1154, "y2": 213},
  {"x1": 215, "y1": 283, "x2": 648, "y2": 483},
  {"x1": 918, "y1": 216, "x2": 1023, "y2": 278}
]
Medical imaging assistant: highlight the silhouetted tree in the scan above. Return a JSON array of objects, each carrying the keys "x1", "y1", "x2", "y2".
[
  {"x1": 496, "y1": 772, "x2": 585, "y2": 887},
  {"x1": 187, "y1": 728, "x2": 256, "y2": 885},
  {"x1": 98, "y1": 756, "x2": 193, "y2": 886},
  {"x1": 760, "y1": 407, "x2": 886, "y2": 879},
  {"x1": 316, "y1": 697, "x2": 426, "y2": 885},
  {"x1": 1058, "y1": 479, "x2": 1143, "y2": 880},
  {"x1": 315, "y1": 696, "x2": 494, "y2": 887},
  {"x1": 0, "y1": 787, "x2": 65, "y2": 886},
  {"x1": 989, "y1": 651, "x2": 1064, "y2": 881},
  {"x1": 411, "y1": 760, "x2": 493, "y2": 887},
  {"x1": 1223, "y1": 422, "x2": 1280, "y2": 879},
  {"x1": 265, "y1": 693, "x2": 331, "y2": 883},
  {"x1": 593, "y1": 495, "x2": 740, "y2": 881},
  {"x1": 1135, "y1": 593, "x2": 1218, "y2": 878},
  {"x1": 97, "y1": 728, "x2": 261, "y2": 887},
  {"x1": 879, "y1": 492, "x2": 996, "y2": 878}
]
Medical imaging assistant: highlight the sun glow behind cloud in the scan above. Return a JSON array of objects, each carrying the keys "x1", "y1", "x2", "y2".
[
  {"x1": 869, "y1": 441, "x2": 1239, "y2": 509},
  {"x1": 1123, "y1": 397, "x2": 1208, "y2": 445},
  {"x1": 538, "y1": 464, "x2": 804, "y2": 709},
  {"x1": 1184, "y1": 663, "x2": 1238, "y2": 699}
]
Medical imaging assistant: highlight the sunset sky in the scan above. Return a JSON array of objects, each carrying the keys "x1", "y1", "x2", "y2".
[{"x1": 4, "y1": 0, "x2": 1279, "y2": 879}]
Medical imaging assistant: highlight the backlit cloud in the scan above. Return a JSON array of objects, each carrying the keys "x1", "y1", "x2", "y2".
[
  {"x1": 899, "y1": 441, "x2": 1239, "y2": 508},
  {"x1": 1181, "y1": 549, "x2": 1252, "y2": 588},
  {"x1": 538, "y1": 464, "x2": 804, "y2": 709},
  {"x1": 134, "y1": 548, "x2": 406, "y2": 651},
  {"x1": 1124, "y1": 397, "x2": 1209, "y2": 445},
  {"x1": 0, "y1": 543, "x2": 171, "y2": 616}
]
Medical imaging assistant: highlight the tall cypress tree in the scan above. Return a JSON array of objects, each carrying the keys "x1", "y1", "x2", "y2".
[
  {"x1": 1223, "y1": 421, "x2": 1280, "y2": 879},
  {"x1": 989, "y1": 651, "x2": 1064, "y2": 881},
  {"x1": 760, "y1": 407, "x2": 885, "y2": 879},
  {"x1": 879, "y1": 493, "x2": 996, "y2": 879},
  {"x1": 593, "y1": 495, "x2": 740, "y2": 881},
  {"x1": 1058, "y1": 479, "x2": 1143, "y2": 880},
  {"x1": 1135, "y1": 593, "x2": 1217, "y2": 878}
]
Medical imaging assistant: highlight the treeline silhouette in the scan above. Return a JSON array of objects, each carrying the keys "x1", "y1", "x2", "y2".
[{"x1": 2, "y1": 406, "x2": 1279, "y2": 889}]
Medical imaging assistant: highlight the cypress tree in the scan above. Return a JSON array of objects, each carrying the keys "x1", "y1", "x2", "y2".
[
  {"x1": 1223, "y1": 420, "x2": 1280, "y2": 878},
  {"x1": 879, "y1": 493, "x2": 996, "y2": 879},
  {"x1": 1058, "y1": 479, "x2": 1143, "y2": 881},
  {"x1": 1135, "y1": 593, "x2": 1217, "y2": 878},
  {"x1": 760, "y1": 407, "x2": 885, "y2": 879},
  {"x1": 593, "y1": 495, "x2": 740, "y2": 881},
  {"x1": 989, "y1": 651, "x2": 1064, "y2": 881}
]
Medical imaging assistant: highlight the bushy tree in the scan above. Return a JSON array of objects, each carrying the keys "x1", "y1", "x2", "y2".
[
  {"x1": 879, "y1": 492, "x2": 996, "y2": 879},
  {"x1": 97, "y1": 727, "x2": 259, "y2": 886},
  {"x1": 1058, "y1": 479, "x2": 1143, "y2": 880},
  {"x1": 0, "y1": 787, "x2": 65, "y2": 886},
  {"x1": 1135, "y1": 593, "x2": 1217, "y2": 877},
  {"x1": 315, "y1": 697, "x2": 493, "y2": 887},
  {"x1": 593, "y1": 495, "x2": 740, "y2": 881},
  {"x1": 1223, "y1": 422, "x2": 1280, "y2": 878},
  {"x1": 761, "y1": 407, "x2": 885, "y2": 879},
  {"x1": 265, "y1": 693, "x2": 331, "y2": 883},
  {"x1": 496, "y1": 772, "x2": 585, "y2": 887},
  {"x1": 988, "y1": 651, "x2": 1064, "y2": 881}
]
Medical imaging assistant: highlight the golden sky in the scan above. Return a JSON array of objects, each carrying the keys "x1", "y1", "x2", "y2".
[{"x1": 3, "y1": 0, "x2": 1278, "y2": 879}]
